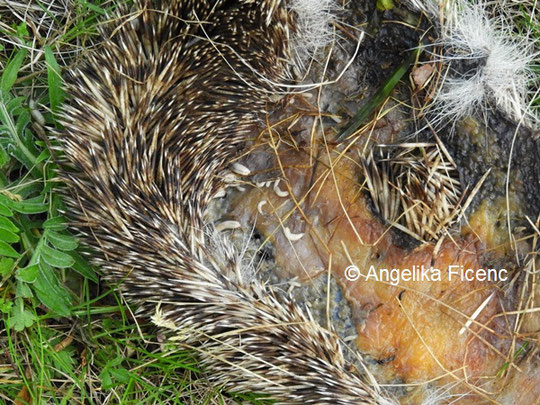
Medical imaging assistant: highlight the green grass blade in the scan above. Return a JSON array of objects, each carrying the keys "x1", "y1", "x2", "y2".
[
  {"x1": 337, "y1": 49, "x2": 419, "y2": 141},
  {"x1": 44, "y1": 45, "x2": 65, "y2": 115},
  {"x1": 0, "y1": 49, "x2": 27, "y2": 96}
]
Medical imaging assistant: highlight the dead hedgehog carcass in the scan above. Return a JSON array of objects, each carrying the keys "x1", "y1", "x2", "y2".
[{"x1": 57, "y1": 0, "x2": 393, "y2": 403}]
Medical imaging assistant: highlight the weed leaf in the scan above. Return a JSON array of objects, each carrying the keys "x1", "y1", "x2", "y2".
[
  {"x1": 4, "y1": 196, "x2": 48, "y2": 214},
  {"x1": 0, "y1": 216, "x2": 19, "y2": 232},
  {"x1": 0, "y1": 228, "x2": 19, "y2": 243},
  {"x1": 17, "y1": 264, "x2": 39, "y2": 283},
  {"x1": 0, "y1": 201, "x2": 13, "y2": 216},
  {"x1": 9, "y1": 298, "x2": 36, "y2": 331},
  {"x1": 40, "y1": 244, "x2": 75, "y2": 268},
  {"x1": 0, "y1": 240, "x2": 21, "y2": 258},
  {"x1": 70, "y1": 251, "x2": 97, "y2": 282},
  {"x1": 43, "y1": 216, "x2": 68, "y2": 230},
  {"x1": 0, "y1": 257, "x2": 14, "y2": 276},
  {"x1": 46, "y1": 230, "x2": 78, "y2": 251},
  {"x1": 34, "y1": 262, "x2": 71, "y2": 316}
]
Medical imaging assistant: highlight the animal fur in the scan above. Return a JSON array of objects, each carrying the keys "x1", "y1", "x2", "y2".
[{"x1": 407, "y1": 0, "x2": 539, "y2": 130}]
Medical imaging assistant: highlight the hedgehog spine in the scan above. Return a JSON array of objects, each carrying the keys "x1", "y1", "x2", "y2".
[{"x1": 58, "y1": 1, "x2": 394, "y2": 403}]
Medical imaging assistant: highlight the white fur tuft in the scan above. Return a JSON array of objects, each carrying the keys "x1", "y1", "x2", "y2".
[
  {"x1": 287, "y1": 0, "x2": 339, "y2": 71},
  {"x1": 418, "y1": 382, "x2": 472, "y2": 405},
  {"x1": 410, "y1": 0, "x2": 539, "y2": 130}
]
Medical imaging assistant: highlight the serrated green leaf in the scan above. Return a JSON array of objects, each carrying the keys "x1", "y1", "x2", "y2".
[
  {"x1": 0, "y1": 228, "x2": 19, "y2": 243},
  {"x1": 44, "y1": 46, "x2": 64, "y2": 114},
  {"x1": 9, "y1": 298, "x2": 35, "y2": 331},
  {"x1": 53, "y1": 347, "x2": 76, "y2": 375},
  {"x1": 70, "y1": 251, "x2": 97, "y2": 282},
  {"x1": 43, "y1": 216, "x2": 67, "y2": 230},
  {"x1": 0, "y1": 216, "x2": 19, "y2": 232},
  {"x1": 33, "y1": 262, "x2": 71, "y2": 316},
  {"x1": 45, "y1": 230, "x2": 78, "y2": 251},
  {"x1": 17, "y1": 264, "x2": 39, "y2": 283},
  {"x1": 1, "y1": 49, "x2": 27, "y2": 96},
  {"x1": 0, "y1": 86, "x2": 41, "y2": 172},
  {"x1": 40, "y1": 244, "x2": 75, "y2": 268},
  {"x1": 0, "y1": 240, "x2": 20, "y2": 258}
]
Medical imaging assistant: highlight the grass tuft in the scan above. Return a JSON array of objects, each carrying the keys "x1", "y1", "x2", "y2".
[{"x1": 0, "y1": 1, "x2": 251, "y2": 403}]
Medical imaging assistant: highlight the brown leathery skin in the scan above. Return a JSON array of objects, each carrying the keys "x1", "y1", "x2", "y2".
[{"x1": 57, "y1": 1, "x2": 393, "y2": 403}]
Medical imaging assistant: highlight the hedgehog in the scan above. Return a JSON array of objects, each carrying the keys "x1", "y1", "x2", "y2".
[{"x1": 57, "y1": 1, "x2": 394, "y2": 403}]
